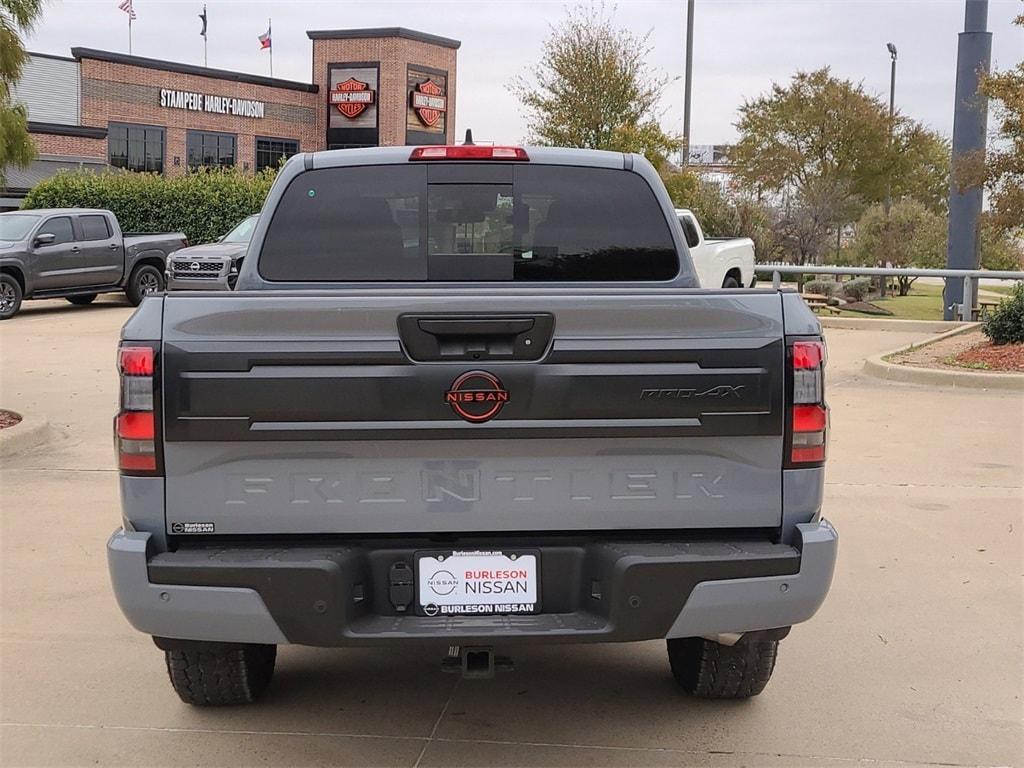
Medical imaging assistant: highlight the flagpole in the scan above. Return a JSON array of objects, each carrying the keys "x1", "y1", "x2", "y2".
[
  {"x1": 268, "y1": 18, "x2": 273, "y2": 77},
  {"x1": 128, "y1": 12, "x2": 133, "y2": 55},
  {"x1": 203, "y1": 5, "x2": 208, "y2": 67}
]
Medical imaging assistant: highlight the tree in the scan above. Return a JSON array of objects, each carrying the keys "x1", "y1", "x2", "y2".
[
  {"x1": 661, "y1": 169, "x2": 785, "y2": 261},
  {"x1": 730, "y1": 68, "x2": 949, "y2": 222},
  {"x1": 774, "y1": 181, "x2": 853, "y2": 265},
  {"x1": 0, "y1": 0, "x2": 41, "y2": 186},
  {"x1": 972, "y1": 13, "x2": 1024, "y2": 236},
  {"x1": 513, "y1": 4, "x2": 681, "y2": 169},
  {"x1": 850, "y1": 200, "x2": 946, "y2": 295},
  {"x1": 979, "y1": 221, "x2": 1024, "y2": 271}
]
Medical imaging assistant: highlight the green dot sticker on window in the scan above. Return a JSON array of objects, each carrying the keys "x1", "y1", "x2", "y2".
[{"x1": 308, "y1": 189, "x2": 316, "y2": 198}]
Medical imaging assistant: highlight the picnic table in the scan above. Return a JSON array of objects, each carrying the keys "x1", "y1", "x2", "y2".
[
  {"x1": 976, "y1": 299, "x2": 1001, "y2": 320},
  {"x1": 802, "y1": 293, "x2": 842, "y2": 315}
]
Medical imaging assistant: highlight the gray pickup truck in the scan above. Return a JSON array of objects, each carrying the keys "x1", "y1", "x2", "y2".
[
  {"x1": 108, "y1": 145, "x2": 837, "y2": 707},
  {"x1": 0, "y1": 208, "x2": 187, "y2": 319}
]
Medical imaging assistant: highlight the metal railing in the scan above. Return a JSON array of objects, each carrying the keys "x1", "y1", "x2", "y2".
[{"x1": 754, "y1": 264, "x2": 1024, "y2": 322}]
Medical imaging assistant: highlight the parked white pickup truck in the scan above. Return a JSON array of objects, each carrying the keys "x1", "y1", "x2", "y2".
[{"x1": 676, "y1": 209, "x2": 755, "y2": 289}]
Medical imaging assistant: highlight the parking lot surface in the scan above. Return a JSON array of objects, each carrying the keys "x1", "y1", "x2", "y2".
[{"x1": 1, "y1": 297, "x2": 1021, "y2": 767}]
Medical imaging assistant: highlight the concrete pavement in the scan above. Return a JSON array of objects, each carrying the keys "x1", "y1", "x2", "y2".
[{"x1": 1, "y1": 299, "x2": 1021, "y2": 767}]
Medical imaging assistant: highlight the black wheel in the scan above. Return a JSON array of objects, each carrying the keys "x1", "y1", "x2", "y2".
[
  {"x1": 722, "y1": 275, "x2": 741, "y2": 289},
  {"x1": 66, "y1": 293, "x2": 98, "y2": 306},
  {"x1": 0, "y1": 274, "x2": 23, "y2": 320},
  {"x1": 164, "y1": 643, "x2": 276, "y2": 706},
  {"x1": 667, "y1": 636, "x2": 779, "y2": 698},
  {"x1": 126, "y1": 264, "x2": 164, "y2": 306}
]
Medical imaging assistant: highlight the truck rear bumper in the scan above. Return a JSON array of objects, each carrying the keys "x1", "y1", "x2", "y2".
[{"x1": 107, "y1": 521, "x2": 837, "y2": 646}]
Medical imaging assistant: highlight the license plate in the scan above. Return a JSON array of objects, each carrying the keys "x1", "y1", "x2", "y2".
[{"x1": 415, "y1": 550, "x2": 540, "y2": 616}]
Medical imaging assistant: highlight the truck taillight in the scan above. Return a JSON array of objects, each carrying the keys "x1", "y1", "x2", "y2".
[
  {"x1": 786, "y1": 340, "x2": 828, "y2": 467},
  {"x1": 115, "y1": 344, "x2": 160, "y2": 474}
]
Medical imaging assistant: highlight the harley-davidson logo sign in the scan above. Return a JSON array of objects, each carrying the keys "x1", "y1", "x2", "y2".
[
  {"x1": 445, "y1": 371, "x2": 509, "y2": 423},
  {"x1": 411, "y1": 79, "x2": 447, "y2": 127},
  {"x1": 330, "y1": 78, "x2": 375, "y2": 119}
]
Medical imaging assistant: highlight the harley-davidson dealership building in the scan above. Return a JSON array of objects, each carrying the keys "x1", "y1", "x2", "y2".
[{"x1": 3, "y1": 27, "x2": 458, "y2": 209}]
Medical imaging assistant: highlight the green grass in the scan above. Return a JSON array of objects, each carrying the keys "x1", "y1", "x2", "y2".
[
  {"x1": 984, "y1": 282, "x2": 1022, "y2": 296},
  {"x1": 943, "y1": 355, "x2": 990, "y2": 370},
  {"x1": 834, "y1": 282, "x2": 945, "y2": 321}
]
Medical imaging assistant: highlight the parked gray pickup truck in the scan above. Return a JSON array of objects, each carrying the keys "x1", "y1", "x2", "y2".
[
  {"x1": 108, "y1": 145, "x2": 837, "y2": 706},
  {"x1": 0, "y1": 208, "x2": 187, "y2": 319}
]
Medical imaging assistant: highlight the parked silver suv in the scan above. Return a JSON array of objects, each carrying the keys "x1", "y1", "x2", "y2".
[{"x1": 166, "y1": 214, "x2": 257, "y2": 291}]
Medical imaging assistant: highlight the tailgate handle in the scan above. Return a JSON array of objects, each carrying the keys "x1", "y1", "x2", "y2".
[
  {"x1": 417, "y1": 318, "x2": 535, "y2": 337},
  {"x1": 398, "y1": 314, "x2": 554, "y2": 362}
]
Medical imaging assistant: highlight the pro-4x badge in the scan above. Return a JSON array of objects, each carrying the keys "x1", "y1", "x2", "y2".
[{"x1": 445, "y1": 371, "x2": 509, "y2": 423}]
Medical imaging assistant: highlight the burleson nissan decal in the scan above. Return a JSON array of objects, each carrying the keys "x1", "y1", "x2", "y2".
[
  {"x1": 160, "y1": 89, "x2": 265, "y2": 118},
  {"x1": 417, "y1": 551, "x2": 539, "y2": 615}
]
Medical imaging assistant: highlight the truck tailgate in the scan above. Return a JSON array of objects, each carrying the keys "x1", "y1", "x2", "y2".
[{"x1": 161, "y1": 289, "x2": 785, "y2": 535}]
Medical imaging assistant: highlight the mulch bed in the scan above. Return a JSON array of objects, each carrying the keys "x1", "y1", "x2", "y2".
[
  {"x1": 0, "y1": 410, "x2": 23, "y2": 429},
  {"x1": 954, "y1": 341, "x2": 1024, "y2": 372}
]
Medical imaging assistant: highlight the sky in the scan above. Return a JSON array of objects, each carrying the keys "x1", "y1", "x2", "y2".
[{"x1": 23, "y1": 0, "x2": 1024, "y2": 145}]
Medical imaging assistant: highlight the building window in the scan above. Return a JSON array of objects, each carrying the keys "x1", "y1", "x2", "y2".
[
  {"x1": 109, "y1": 124, "x2": 164, "y2": 173},
  {"x1": 186, "y1": 131, "x2": 236, "y2": 170},
  {"x1": 256, "y1": 137, "x2": 299, "y2": 172}
]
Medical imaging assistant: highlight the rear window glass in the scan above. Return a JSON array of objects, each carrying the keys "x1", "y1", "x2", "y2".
[
  {"x1": 78, "y1": 215, "x2": 111, "y2": 241},
  {"x1": 259, "y1": 164, "x2": 679, "y2": 282}
]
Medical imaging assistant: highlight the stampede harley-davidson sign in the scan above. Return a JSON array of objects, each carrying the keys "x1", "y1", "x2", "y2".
[
  {"x1": 330, "y1": 78, "x2": 376, "y2": 119},
  {"x1": 410, "y1": 78, "x2": 447, "y2": 128}
]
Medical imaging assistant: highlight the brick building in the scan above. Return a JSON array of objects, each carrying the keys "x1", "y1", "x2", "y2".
[{"x1": 3, "y1": 27, "x2": 459, "y2": 210}]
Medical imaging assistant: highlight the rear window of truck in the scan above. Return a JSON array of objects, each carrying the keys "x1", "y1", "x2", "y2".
[{"x1": 258, "y1": 164, "x2": 679, "y2": 281}]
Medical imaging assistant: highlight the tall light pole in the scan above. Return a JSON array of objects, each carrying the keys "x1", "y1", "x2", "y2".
[
  {"x1": 944, "y1": 0, "x2": 991, "y2": 320},
  {"x1": 885, "y1": 42, "x2": 897, "y2": 217},
  {"x1": 880, "y1": 42, "x2": 897, "y2": 297},
  {"x1": 682, "y1": 0, "x2": 694, "y2": 166}
]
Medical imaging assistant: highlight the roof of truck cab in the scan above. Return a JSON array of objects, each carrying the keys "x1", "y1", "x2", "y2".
[
  {"x1": 308, "y1": 145, "x2": 632, "y2": 170},
  {"x1": 3, "y1": 207, "x2": 110, "y2": 216}
]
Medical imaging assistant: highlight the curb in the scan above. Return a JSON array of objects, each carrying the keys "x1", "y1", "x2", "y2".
[
  {"x1": 0, "y1": 412, "x2": 51, "y2": 458},
  {"x1": 862, "y1": 325, "x2": 1024, "y2": 391},
  {"x1": 820, "y1": 317, "x2": 976, "y2": 333}
]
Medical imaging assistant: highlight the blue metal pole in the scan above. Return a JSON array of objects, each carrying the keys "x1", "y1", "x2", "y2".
[{"x1": 944, "y1": 0, "x2": 991, "y2": 320}]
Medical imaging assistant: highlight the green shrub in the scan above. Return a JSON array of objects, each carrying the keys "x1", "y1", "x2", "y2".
[
  {"x1": 21, "y1": 167, "x2": 278, "y2": 245},
  {"x1": 983, "y1": 283, "x2": 1024, "y2": 345},
  {"x1": 842, "y1": 277, "x2": 873, "y2": 301},
  {"x1": 805, "y1": 279, "x2": 838, "y2": 297}
]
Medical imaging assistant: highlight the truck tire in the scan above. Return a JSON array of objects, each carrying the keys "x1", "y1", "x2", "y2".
[
  {"x1": 722, "y1": 275, "x2": 741, "y2": 289},
  {"x1": 126, "y1": 264, "x2": 164, "y2": 306},
  {"x1": 0, "y1": 274, "x2": 22, "y2": 320},
  {"x1": 66, "y1": 293, "x2": 98, "y2": 306},
  {"x1": 667, "y1": 637, "x2": 778, "y2": 698},
  {"x1": 164, "y1": 643, "x2": 276, "y2": 706}
]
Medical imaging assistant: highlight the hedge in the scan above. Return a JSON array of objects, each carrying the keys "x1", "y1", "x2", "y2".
[
  {"x1": 21, "y1": 168, "x2": 278, "y2": 245},
  {"x1": 805, "y1": 279, "x2": 838, "y2": 297},
  {"x1": 983, "y1": 282, "x2": 1024, "y2": 345},
  {"x1": 842, "y1": 277, "x2": 873, "y2": 302}
]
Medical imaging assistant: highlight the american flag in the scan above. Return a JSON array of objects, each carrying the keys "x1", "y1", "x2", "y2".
[
  {"x1": 118, "y1": 0, "x2": 136, "y2": 20},
  {"x1": 258, "y1": 26, "x2": 271, "y2": 50}
]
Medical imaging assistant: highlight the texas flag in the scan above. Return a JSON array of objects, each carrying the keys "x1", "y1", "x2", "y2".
[{"x1": 258, "y1": 26, "x2": 271, "y2": 50}]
